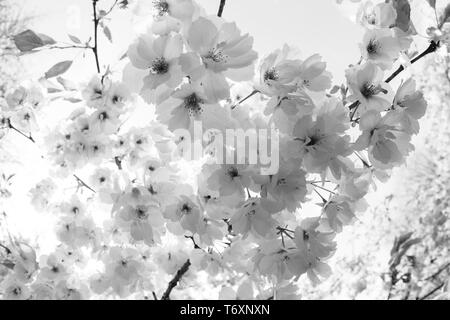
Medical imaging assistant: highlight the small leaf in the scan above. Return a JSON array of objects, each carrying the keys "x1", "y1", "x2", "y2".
[
  {"x1": 68, "y1": 34, "x2": 82, "y2": 44},
  {"x1": 47, "y1": 88, "x2": 62, "y2": 94},
  {"x1": 428, "y1": 0, "x2": 436, "y2": 9},
  {"x1": 64, "y1": 97, "x2": 83, "y2": 103},
  {"x1": 392, "y1": 0, "x2": 411, "y2": 32},
  {"x1": 119, "y1": 52, "x2": 127, "y2": 60},
  {"x1": 13, "y1": 30, "x2": 44, "y2": 52},
  {"x1": 45, "y1": 61, "x2": 73, "y2": 79},
  {"x1": 37, "y1": 33, "x2": 56, "y2": 45},
  {"x1": 329, "y1": 85, "x2": 340, "y2": 94},
  {"x1": 57, "y1": 77, "x2": 78, "y2": 91},
  {"x1": 103, "y1": 25, "x2": 112, "y2": 42}
]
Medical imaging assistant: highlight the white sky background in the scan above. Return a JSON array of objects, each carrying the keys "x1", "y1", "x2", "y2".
[
  {"x1": 7, "y1": 0, "x2": 435, "y2": 267},
  {"x1": 6, "y1": 0, "x2": 403, "y2": 254},
  {"x1": 17, "y1": 0, "x2": 364, "y2": 84},
  {"x1": 3, "y1": 1, "x2": 441, "y2": 297}
]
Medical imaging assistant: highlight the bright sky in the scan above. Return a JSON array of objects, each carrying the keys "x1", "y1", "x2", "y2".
[
  {"x1": 10, "y1": 0, "x2": 370, "y2": 251},
  {"x1": 18, "y1": 0, "x2": 364, "y2": 84}
]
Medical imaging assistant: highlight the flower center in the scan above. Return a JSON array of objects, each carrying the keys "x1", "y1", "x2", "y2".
[
  {"x1": 264, "y1": 67, "x2": 279, "y2": 83},
  {"x1": 184, "y1": 93, "x2": 204, "y2": 116},
  {"x1": 181, "y1": 203, "x2": 192, "y2": 215},
  {"x1": 360, "y1": 83, "x2": 387, "y2": 98},
  {"x1": 150, "y1": 57, "x2": 169, "y2": 75},
  {"x1": 306, "y1": 134, "x2": 321, "y2": 147},
  {"x1": 204, "y1": 48, "x2": 227, "y2": 64},
  {"x1": 227, "y1": 167, "x2": 240, "y2": 179},
  {"x1": 366, "y1": 39, "x2": 379, "y2": 55},
  {"x1": 135, "y1": 206, "x2": 149, "y2": 220},
  {"x1": 98, "y1": 111, "x2": 108, "y2": 121},
  {"x1": 153, "y1": 0, "x2": 169, "y2": 16}
]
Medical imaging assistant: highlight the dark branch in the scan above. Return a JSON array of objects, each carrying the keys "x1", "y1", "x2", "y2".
[
  {"x1": 385, "y1": 41, "x2": 440, "y2": 83},
  {"x1": 161, "y1": 259, "x2": 191, "y2": 300},
  {"x1": 217, "y1": 0, "x2": 226, "y2": 17},
  {"x1": 231, "y1": 89, "x2": 260, "y2": 109},
  {"x1": 101, "y1": 0, "x2": 119, "y2": 19},
  {"x1": 73, "y1": 174, "x2": 96, "y2": 193},
  {"x1": 0, "y1": 243, "x2": 12, "y2": 255},
  {"x1": 7, "y1": 119, "x2": 35, "y2": 143},
  {"x1": 347, "y1": 41, "x2": 439, "y2": 116},
  {"x1": 92, "y1": 0, "x2": 101, "y2": 73},
  {"x1": 424, "y1": 262, "x2": 450, "y2": 281},
  {"x1": 418, "y1": 282, "x2": 445, "y2": 300}
]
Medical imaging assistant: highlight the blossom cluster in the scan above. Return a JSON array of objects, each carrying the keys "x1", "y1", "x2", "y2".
[{"x1": 0, "y1": 0, "x2": 443, "y2": 300}]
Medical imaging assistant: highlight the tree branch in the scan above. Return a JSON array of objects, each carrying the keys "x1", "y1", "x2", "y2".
[
  {"x1": 161, "y1": 259, "x2": 191, "y2": 300},
  {"x1": 385, "y1": 41, "x2": 440, "y2": 83},
  {"x1": 217, "y1": 0, "x2": 226, "y2": 17},
  {"x1": 73, "y1": 174, "x2": 96, "y2": 193},
  {"x1": 92, "y1": 0, "x2": 101, "y2": 73},
  {"x1": 418, "y1": 282, "x2": 445, "y2": 300},
  {"x1": 7, "y1": 119, "x2": 35, "y2": 143},
  {"x1": 424, "y1": 262, "x2": 450, "y2": 281}
]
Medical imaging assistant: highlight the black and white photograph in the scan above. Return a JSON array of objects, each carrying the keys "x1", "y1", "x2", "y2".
[{"x1": 0, "y1": 0, "x2": 449, "y2": 307}]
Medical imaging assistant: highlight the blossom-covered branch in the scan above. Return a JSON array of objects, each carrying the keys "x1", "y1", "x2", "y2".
[{"x1": 161, "y1": 259, "x2": 191, "y2": 300}]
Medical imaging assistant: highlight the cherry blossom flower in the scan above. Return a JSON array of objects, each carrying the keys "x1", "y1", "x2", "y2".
[
  {"x1": 354, "y1": 110, "x2": 413, "y2": 167},
  {"x1": 346, "y1": 62, "x2": 393, "y2": 113},
  {"x1": 360, "y1": 28, "x2": 411, "y2": 70},
  {"x1": 357, "y1": 1, "x2": 397, "y2": 29},
  {"x1": 128, "y1": 33, "x2": 183, "y2": 91},
  {"x1": 256, "y1": 44, "x2": 302, "y2": 97},
  {"x1": 185, "y1": 17, "x2": 257, "y2": 101},
  {"x1": 156, "y1": 82, "x2": 230, "y2": 132},
  {"x1": 297, "y1": 54, "x2": 333, "y2": 92},
  {"x1": 164, "y1": 195, "x2": 202, "y2": 233},
  {"x1": 392, "y1": 78, "x2": 427, "y2": 135},
  {"x1": 265, "y1": 166, "x2": 308, "y2": 212},
  {"x1": 229, "y1": 198, "x2": 282, "y2": 238}
]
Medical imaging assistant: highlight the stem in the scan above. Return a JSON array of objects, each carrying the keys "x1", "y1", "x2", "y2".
[
  {"x1": 217, "y1": 0, "x2": 226, "y2": 17},
  {"x1": 8, "y1": 120, "x2": 35, "y2": 143},
  {"x1": 349, "y1": 103, "x2": 360, "y2": 122},
  {"x1": 424, "y1": 262, "x2": 450, "y2": 281},
  {"x1": 231, "y1": 89, "x2": 260, "y2": 109},
  {"x1": 73, "y1": 174, "x2": 96, "y2": 193},
  {"x1": 92, "y1": 0, "x2": 101, "y2": 73},
  {"x1": 161, "y1": 259, "x2": 191, "y2": 300},
  {"x1": 313, "y1": 189, "x2": 327, "y2": 203},
  {"x1": 102, "y1": 0, "x2": 119, "y2": 18},
  {"x1": 0, "y1": 243, "x2": 12, "y2": 255},
  {"x1": 310, "y1": 182, "x2": 336, "y2": 195},
  {"x1": 347, "y1": 41, "x2": 439, "y2": 112},
  {"x1": 385, "y1": 41, "x2": 439, "y2": 83},
  {"x1": 47, "y1": 45, "x2": 92, "y2": 50},
  {"x1": 418, "y1": 282, "x2": 445, "y2": 300}
]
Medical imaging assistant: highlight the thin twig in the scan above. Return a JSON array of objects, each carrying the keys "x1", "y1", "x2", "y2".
[
  {"x1": 92, "y1": 0, "x2": 101, "y2": 73},
  {"x1": 161, "y1": 259, "x2": 191, "y2": 300},
  {"x1": 418, "y1": 282, "x2": 445, "y2": 300},
  {"x1": 231, "y1": 90, "x2": 259, "y2": 109},
  {"x1": 217, "y1": 0, "x2": 226, "y2": 17},
  {"x1": 46, "y1": 45, "x2": 91, "y2": 50},
  {"x1": 310, "y1": 182, "x2": 336, "y2": 195},
  {"x1": 8, "y1": 120, "x2": 35, "y2": 143},
  {"x1": 73, "y1": 174, "x2": 96, "y2": 193},
  {"x1": 424, "y1": 262, "x2": 450, "y2": 281},
  {"x1": 385, "y1": 41, "x2": 440, "y2": 83},
  {"x1": 0, "y1": 243, "x2": 12, "y2": 255},
  {"x1": 101, "y1": 0, "x2": 119, "y2": 19},
  {"x1": 347, "y1": 41, "x2": 439, "y2": 113}
]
